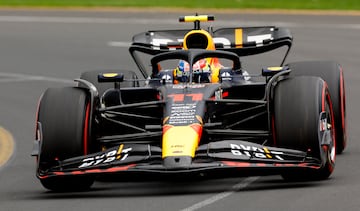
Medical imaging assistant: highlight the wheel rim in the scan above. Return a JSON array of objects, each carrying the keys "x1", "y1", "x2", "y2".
[{"x1": 324, "y1": 89, "x2": 336, "y2": 168}]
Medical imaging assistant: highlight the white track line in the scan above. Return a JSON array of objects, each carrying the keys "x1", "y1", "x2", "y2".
[
  {"x1": 107, "y1": 41, "x2": 130, "y2": 47},
  {"x1": 0, "y1": 16, "x2": 172, "y2": 24},
  {"x1": 180, "y1": 176, "x2": 260, "y2": 211},
  {"x1": 0, "y1": 72, "x2": 74, "y2": 84},
  {"x1": 0, "y1": 15, "x2": 360, "y2": 30}
]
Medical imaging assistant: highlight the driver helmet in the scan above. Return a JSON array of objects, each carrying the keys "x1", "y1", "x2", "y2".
[
  {"x1": 173, "y1": 60, "x2": 190, "y2": 83},
  {"x1": 173, "y1": 59, "x2": 212, "y2": 83}
]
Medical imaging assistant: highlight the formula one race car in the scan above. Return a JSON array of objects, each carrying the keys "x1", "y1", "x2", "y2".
[{"x1": 32, "y1": 15, "x2": 346, "y2": 191}]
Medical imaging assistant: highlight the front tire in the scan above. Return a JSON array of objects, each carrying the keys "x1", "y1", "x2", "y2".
[
  {"x1": 287, "y1": 61, "x2": 346, "y2": 154},
  {"x1": 37, "y1": 87, "x2": 94, "y2": 191},
  {"x1": 273, "y1": 76, "x2": 336, "y2": 181}
]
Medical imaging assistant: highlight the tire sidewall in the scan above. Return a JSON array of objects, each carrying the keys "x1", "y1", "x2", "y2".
[
  {"x1": 37, "y1": 87, "x2": 90, "y2": 167},
  {"x1": 287, "y1": 61, "x2": 346, "y2": 153}
]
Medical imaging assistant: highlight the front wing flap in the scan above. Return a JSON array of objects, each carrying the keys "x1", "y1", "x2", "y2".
[{"x1": 37, "y1": 140, "x2": 322, "y2": 179}]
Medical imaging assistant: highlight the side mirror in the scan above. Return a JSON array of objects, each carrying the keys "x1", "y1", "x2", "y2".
[
  {"x1": 98, "y1": 73, "x2": 124, "y2": 83},
  {"x1": 262, "y1": 66, "x2": 289, "y2": 77}
]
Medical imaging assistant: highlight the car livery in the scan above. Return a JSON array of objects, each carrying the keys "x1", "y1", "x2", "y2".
[{"x1": 32, "y1": 15, "x2": 346, "y2": 191}]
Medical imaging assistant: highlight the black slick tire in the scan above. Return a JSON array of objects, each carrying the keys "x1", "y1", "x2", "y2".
[
  {"x1": 37, "y1": 87, "x2": 94, "y2": 191},
  {"x1": 273, "y1": 76, "x2": 336, "y2": 181},
  {"x1": 287, "y1": 61, "x2": 346, "y2": 154}
]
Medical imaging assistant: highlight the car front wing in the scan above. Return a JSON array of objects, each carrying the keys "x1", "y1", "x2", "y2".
[{"x1": 37, "y1": 140, "x2": 323, "y2": 179}]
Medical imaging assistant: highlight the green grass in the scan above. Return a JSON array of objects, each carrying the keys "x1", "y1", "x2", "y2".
[{"x1": 0, "y1": 0, "x2": 359, "y2": 10}]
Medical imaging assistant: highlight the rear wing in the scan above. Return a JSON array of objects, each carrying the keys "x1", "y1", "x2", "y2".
[{"x1": 129, "y1": 18, "x2": 292, "y2": 77}]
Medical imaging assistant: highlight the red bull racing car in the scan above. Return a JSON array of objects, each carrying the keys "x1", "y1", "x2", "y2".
[{"x1": 32, "y1": 15, "x2": 347, "y2": 191}]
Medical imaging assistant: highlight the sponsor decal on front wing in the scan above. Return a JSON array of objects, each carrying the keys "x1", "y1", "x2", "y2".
[
  {"x1": 230, "y1": 143, "x2": 284, "y2": 160},
  {"x1": 79, "y1": 144, "x2": 132, "y2": 168},
  {"x1": 206, "y1": 140, "x2": 307, "y2": 162}
]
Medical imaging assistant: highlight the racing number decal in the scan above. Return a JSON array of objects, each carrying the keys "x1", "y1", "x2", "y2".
[{"x1": 168, "y1": 93, "x2": 203, "y2": 102}]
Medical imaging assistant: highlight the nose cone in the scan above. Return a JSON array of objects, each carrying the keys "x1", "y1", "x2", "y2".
[
  {"x1": 162, "y1": 124, "x2": 202, "y2": 158},
  {"x1": 163, "y1": 156, "x2": 192, "y2": 169},
  {"x1": 162, "y1": 124, "x2": 202, "y2": 169}
]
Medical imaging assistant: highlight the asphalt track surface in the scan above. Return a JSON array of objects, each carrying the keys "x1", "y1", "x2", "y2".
[{"x1": 0, "y1": 10, "x2": 359, "y2": 211}]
